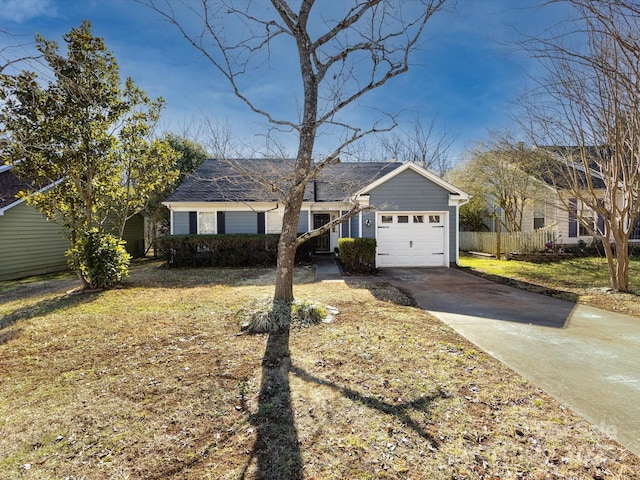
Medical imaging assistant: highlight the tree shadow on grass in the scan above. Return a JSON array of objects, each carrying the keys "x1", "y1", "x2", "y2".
[
  {"x1": 0, "y1": 291, "x2": 101, "y2": 331},
  {"x1": 242, "y1": 326, "x2": 303, "y2": 480},
  {"x1": 241, "y1": 320, "x2": 445, "y2": 479},
  {"x1": 289, "y1": 365, "x2": 442, "y2": 448},
  {"x1": 0, "y1": 328, "x2": 21, "y2": 345}
]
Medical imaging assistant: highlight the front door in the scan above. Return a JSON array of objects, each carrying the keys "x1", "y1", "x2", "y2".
[{"x1": 314, "y1": 214, "x2": 331, "y2": 252}]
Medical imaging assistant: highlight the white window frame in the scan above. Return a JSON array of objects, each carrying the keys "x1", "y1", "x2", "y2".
[{"x1": 198, "y1": 211, "x2": 216, "y2": 234}]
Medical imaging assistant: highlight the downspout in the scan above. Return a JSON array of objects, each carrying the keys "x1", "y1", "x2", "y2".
[{"x1": 453, "y1": 194, "x2": 470, "y2": 267}]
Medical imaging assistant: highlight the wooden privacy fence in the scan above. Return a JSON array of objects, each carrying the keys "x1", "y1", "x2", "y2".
[{"x1": 459, "y1": 225, "x2": 556, "y2": 255}]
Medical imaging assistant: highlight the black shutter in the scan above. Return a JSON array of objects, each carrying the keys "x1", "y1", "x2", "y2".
[
  {"x1": 217, "y1": 212, "x2": 226, "y2": 234},
  {"x1": 597, "y1": 214, "x2": 605, "y2": 236},
  {"x1": 257, "y1": 212, "x2": 266, "y2": 234},
  {"x1": 189, "y1": 211, "x2": 197, "y2": 234},
  {"x1": 568, "y1": 198, "x2": 577, "y2": 238}
]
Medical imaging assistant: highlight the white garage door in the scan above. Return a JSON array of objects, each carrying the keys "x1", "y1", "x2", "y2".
[{"x1": 376, "y1": 213, "x2": 447, "y2": 267}]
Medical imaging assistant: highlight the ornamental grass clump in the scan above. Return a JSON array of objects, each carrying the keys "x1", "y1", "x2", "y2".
[{"x1": 238, "y1": 298, "x2": 330, "y2": 333}]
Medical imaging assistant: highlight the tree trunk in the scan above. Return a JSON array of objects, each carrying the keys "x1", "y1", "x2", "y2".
[
  {"x1": 272, "y1": 31, "x2": 319, "y2": 306},
  {"x1": 616, "y1": 246, "x2": 629, "y2": 292},
  {"x1": 601, "y1": 239, "x2": 618, "y2": 290},
  {"x1": 274, "y1": 234, "x2": 297, "y2": 304},
  {"x1": 273, "y1": 190, "x2": 305, "y2": 304},
  {"x1": 613, "y1": 233, "x2": 630, "y2": 292}
]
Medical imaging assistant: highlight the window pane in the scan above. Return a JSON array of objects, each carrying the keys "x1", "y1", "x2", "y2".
[
  {"x1": 397, "y1": 215, "x2": 409, "y2": 223},
  {"x1": 428, "y1": 215, "x2": 441, "y2": 223},
  {"x1": 413, "y1": 215, "x2": 424, "y2": 223},
  {"x1": 198, "y1": 212, "x2": 216, "y2": 234},
  {"x1": 381, "y1": 215, "x2": 393, "y2": 224}
]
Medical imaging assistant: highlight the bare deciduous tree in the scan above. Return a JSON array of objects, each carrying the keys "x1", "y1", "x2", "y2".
[
  {"x1": 377, "y1": 117, "x2": 454, "y2": 176},
  {"x1": 448, "y1": 136, "x2": 550, "y2": 257},
  {"x1": 142, "y1": 0, "x2": 453, "y2": 324},
  {"x1": 519, "y1": 0, "x2": 640, "y2": 292}
]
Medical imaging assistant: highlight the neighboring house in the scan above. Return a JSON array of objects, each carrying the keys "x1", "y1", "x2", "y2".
[
  {"x1": 163, "y1": 159, "x2": 469, "y2": 267},
  {"x1": 0, "y1": 165, "x2": 146, "y2": 281},
  {"x1": 485, "y1": 156, "x2": 640, "y2": 245},
  {"x1": 0, "y1": 165, "x2": 70, "y2": 280}
]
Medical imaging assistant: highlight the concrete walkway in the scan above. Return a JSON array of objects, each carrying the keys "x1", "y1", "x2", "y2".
[
  {"x1": 313, "y1": 254, "x2": 343, "y2": 282},
  {"x1": 380, "y1": 267, "x2": 640, "y2": 457}
]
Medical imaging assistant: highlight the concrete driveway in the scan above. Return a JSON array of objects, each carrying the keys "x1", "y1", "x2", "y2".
[{"x1": 381, "y1": 267, "x2": 640, "y2": 457}]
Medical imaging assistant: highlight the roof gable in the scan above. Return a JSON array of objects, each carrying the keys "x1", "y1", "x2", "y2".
[{"x1": 358, "y1": 162, "x2": 469, "y2": 198}]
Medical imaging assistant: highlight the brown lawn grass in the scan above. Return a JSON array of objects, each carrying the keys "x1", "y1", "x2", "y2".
[{"x1": 1, "y1": 261, "x2": 638, "y2": 479}]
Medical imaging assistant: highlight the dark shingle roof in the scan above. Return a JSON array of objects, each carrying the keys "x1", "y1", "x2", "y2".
[
  {"x1": 166, "y1": 159, "x2": 402, "y2": 203},
  {"x1": 538, "y1": 146, "x2": 608, "y2": 190},
  {"x1": 0, "y1": 168, "x2": 30, "y2": 210}
]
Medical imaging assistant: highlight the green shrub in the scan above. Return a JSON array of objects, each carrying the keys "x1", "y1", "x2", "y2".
[
  {"x1": 68, "y1": 228, "x2": 130, "y2": 289},
  {"x1": 154, "y1": 233, "x2": 320, "y2": 269},
  {"x1": 295, "y1": 235, "x2": 316, "y2": 264},
  {"x1": 338, "y1": 238, "x2": 377, "y2": 274},
  {"x1": 154, "y1": 234, "x2": 279, "y2": 268}
]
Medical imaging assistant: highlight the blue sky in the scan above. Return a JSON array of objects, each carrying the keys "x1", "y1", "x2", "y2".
[{"x1": 0, "y1": 0, "x2": 569, "y2": 161}]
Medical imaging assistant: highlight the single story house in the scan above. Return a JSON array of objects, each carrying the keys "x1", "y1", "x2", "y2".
[
  {"x1": 0, "y1": 164, "x2": 146, "y2": 281},
  {"x1": 163, "y1": 159, "x2": 469, "y2": 267}
]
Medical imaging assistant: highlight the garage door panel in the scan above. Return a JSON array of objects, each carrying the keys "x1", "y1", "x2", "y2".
[{"x1": 376, "y1": 212, "x2": 446, "y2": 267}]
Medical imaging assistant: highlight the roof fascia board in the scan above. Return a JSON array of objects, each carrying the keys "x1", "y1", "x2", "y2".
[
  {"x1": 0, "y1": 198, "x2": 25, "y2": 216},
  {"x1": 163, "y1": 200, "x2": 353, "y2": 211}
]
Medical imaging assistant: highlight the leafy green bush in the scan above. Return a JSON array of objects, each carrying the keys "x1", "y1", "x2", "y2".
[
  {"x1": 68, "y1": 228, "x2": 131, "y2": 289},
  {"x1": 338, "y1": 238, "x2": 377, "y2": 274}
]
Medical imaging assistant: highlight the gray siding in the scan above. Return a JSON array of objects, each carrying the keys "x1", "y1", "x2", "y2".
[
  {"x1": 226, "y1": 211, "x2": 257, "y2": 234},
  {"x1": 173, "y1": 211, "x2": 190, "y2": 234},
  {"x1": 297, "y1": 211, "x2": 309, "y2": 233},
  {"x1": 173, "y1": 209, "x2": 309, "y2": 235},
  {"x1": 0, "y1": 202, "x2": 70, "y2": 280},
  {"x1": 340, "y1": 211, "x2": 350, "y2": 238},
  {"x1": 368, "y1": 169, "x2": 457, "y2": 263},
  {"x1": 361, "y1": 212, "x2": 376, "y2": 239},
  {"x1": 349, "y1": 215, "x2": 360, "y2": 238}
]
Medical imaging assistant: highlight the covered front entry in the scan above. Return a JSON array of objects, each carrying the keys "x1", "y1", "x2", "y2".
[
  {"x1": 313, "y1": 213, "x2": 331, "y2": 252},
  {"x1": 376, "y1": 212, "x2": 447, "y2": 267}
]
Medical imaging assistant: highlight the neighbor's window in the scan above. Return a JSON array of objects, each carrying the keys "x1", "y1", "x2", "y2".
[
  {"x1": 579, "y1": 211, "x2": 595, "y2": 236},
  {"x1": 413, "y1": 215, "x2": 424, "y2": 223},
  {"x1": 428, "y1": 215, "x2": 441, "y2": 223},
  {"x1": 397, "y1": 215, "x2": 409, "y2": 223},
  {"x1": 381, "y1": 215, "x2": 393, "y2": 224},
  {"x1": 533, "y1": 200, "x2": 545, "y2": 229},
  {"x1": 198, "y1": 212, "x2": 216, "y2": 234}
]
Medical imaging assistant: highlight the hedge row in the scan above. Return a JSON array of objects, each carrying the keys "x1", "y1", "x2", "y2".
[
  {"x1": 338, "y1": 238, "x2": 376, "y2": 274},
  {"x1": 154, "y1": 234, "x2": 315, "y2": 268}
]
